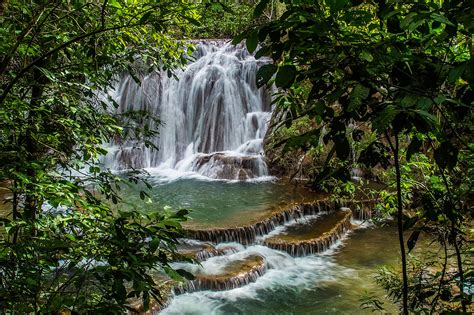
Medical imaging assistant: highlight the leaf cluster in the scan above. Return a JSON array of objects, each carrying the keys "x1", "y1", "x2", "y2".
[{"x1": 0, "y1": 0, "x2": 199, "y2": 312}]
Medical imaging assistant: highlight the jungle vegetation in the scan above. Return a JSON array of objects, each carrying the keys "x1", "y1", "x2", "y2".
[
  {"x1": 235, "y1": 0, "x2": 473, "y2": 313},
  {"x1": 0, "y1": 0, "x2": 472, "y2": 314}
]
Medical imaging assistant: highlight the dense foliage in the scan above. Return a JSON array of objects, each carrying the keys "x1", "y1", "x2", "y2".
[
  {"x1": 188, "y1": 1, "x2": 284, "y2": 39},
  {"x1": 0, "y1": 0, "x2": 472, "y2": 313},
  {"x1": 0, "y1": 0, "x2": 198, "y2": 312},
  {"x1": 236, "y1": 0, "x2": 473, "y2": 313},
  {"x1": 189, "y1": 1, "x2": 255, "y2": 39}
]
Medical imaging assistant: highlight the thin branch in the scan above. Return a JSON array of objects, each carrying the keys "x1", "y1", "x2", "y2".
[
  {"x1": 101, "y1": 0, "x2": 109, "y2": 28},
  {"x1": 0, "y1": 22, "x2": 143, "y2": 105},
  {"x1": 0, "y1": 3, "x2": 48, "y2": 76}
]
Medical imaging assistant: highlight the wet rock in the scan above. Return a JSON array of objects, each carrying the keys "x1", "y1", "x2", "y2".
[
  {"x1": 263, "y1": 209, "x2": 353, "y2": 256},
  {"x1": 193, "y1": 152, "x2": 267, "y2": 180},
  {"x1": 186, "y1": 200, "x2": 338, "y2": 244},
  {"x1": 174, "y1": 254, "x2": 266, "y2": 294},
  {"x1": 177, "y1": 240, "x2": 239, "y2": 262},
  {"x1": 185, "y1": 199, "x2": 379, "y2": 245}
]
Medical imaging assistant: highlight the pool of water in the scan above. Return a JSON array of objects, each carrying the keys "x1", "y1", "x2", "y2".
[{"x1": 118, "y1": 177, "x2": 323, "y2": 229}]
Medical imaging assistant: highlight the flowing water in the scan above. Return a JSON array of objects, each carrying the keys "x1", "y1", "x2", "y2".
[
  {"x1": 162, "y1": 225, "x2": 400, "y2": 315},
  {"x1": 0, "y1": 41, "x2": 407, "y2": 314},
  {"x1": 99, "y1": 40, "x2": 404, "y2": 314},
  {"x1": 104, "y1": 40, "x2": 272, "y2": 180}
]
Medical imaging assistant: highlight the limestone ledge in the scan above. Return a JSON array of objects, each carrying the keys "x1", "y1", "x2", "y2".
[
  {"x1": 185, "y1": 199, "x2": 378, "y2": 245},
  {"x1": 263, "y1": 209, "x2": 353, "y2": 257},
  {"x1": 174, "y1": 254, "x2": 266, "y2": 294}
]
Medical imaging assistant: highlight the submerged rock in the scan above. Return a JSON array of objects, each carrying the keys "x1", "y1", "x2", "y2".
[{"x1": 192, "y1": 152, "x2": 268, "y2": 180}]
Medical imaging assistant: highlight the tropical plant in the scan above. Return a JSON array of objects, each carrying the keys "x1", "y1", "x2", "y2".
[
  {"x1": 235, "y1": 0, "x2": 473, "y2": 313},
  {"x1": 0, "y1": 0, "x2": 198, "y2": 312}
]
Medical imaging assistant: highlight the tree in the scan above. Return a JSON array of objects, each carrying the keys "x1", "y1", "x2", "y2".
[
  {"x1": 0, "y1": 0, "x2": 198, "y2": 312},
  {"x1": 236, "y1": 0, "x2": 473, "y2": 313}
]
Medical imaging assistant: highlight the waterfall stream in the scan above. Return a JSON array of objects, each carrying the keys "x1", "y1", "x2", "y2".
[
  {"x1": 104, "y1": 41, "x2": 272, "y2": 181},
  {"x1": 99, "y1": 41, "x2": 397, "y2": 314}
]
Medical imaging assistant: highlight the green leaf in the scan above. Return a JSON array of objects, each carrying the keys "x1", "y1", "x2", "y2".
[
  {"x1": 275, "y1": 65, "x2": 297, "y2": 88},
  {"x1": 407, "y1": 230, "x2": 420, "y2": 253},
  {"x1": 412, "y1": 109, "x2": 437, "y2": 128},
  {"x1": 406, "y1": 137, "x2": 422, "y2": 161},
  {"x1": 359, "y1": 50, "x2": 373, "y2": 62},
  {"x1": 184, "y1": 16, "x2": 201, "y2": 26},
  {"x1": 255, "y1": 46, "x2": 271, "y2": 59},
  {"x1": 398, "y1": 93, "x2": 417, "y2": 108},
  {"x1": 448, "y1": 64, "x2": 467, "y2": 84},
  {"x1": 149, "y1": 238, "x2": 160, "y2": 252},
  {"x1": 174, "y1": 209, "x2": 190, "y2": 218},
  {"x1": 254, "y1": 0, "x2": 270, "y2": 17},
  {"x1": 232, "y1": 31, "x2": 247, "y2": 45},
  {"x1": 430, "y1": 13, "x2": 454, "y2": 27},
  {"x1": 246, "y1": 31, "x2": 258, "y2": 54},
  {"x1": 164, "y1": 266, "x2": 185, "y2": 281},
  {"x1": 372, "y1": 105, "x2": 398, "y2": 132},
  {"x1": 176, "y1": 268, "x2": 195, "y2": 280},
  {"x1": 256, "y1": 64, "x2": 277, "y2": 88},
  {"x1": 109, "y1": 0, "x2": 122, "y2": 9},
  {"x1": 348, "y1": 84, "x2": 369, "y2": 112}
]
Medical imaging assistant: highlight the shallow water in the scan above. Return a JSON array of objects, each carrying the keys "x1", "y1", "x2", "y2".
[{"x1": 118, "y1": 177, "x2": 323, "y2": 229}]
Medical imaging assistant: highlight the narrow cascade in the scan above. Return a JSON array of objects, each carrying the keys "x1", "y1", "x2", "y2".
[
  {"x1": 177, "y1": 239, "x2": 240, "y2": 262},
  {"x1": 173, "y1": 254, "x2": 266, "y2": 295},
  {"x1": 340, "y1": 199, "x2": 378, "y2": 221},
  {"x1": 104, "y1": 40, "x2": 272, "y2": 180},
  {"x1": 155, "y1": 202, "x2": 374, "y2": 313}
]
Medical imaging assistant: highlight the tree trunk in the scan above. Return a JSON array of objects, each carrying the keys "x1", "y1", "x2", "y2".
[{"x1": 394, "y1": 132, "x2": 408, "y2": 315}]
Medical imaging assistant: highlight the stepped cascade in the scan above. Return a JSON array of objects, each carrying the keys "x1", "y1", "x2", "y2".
[
  {"x1": 104, "y1": 40, "x2": 272, "y2": 180},
  {"x1": 101, "y1": 41, "x2": 380, "y2": 314},
  {"x1": 142, "y1": 199, "x2": 377, "y2": 315}
]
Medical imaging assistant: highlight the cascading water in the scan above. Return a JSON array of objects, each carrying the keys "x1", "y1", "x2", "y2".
[
  {"x1": 104, "y1": 40, "x2": 272, "y2": 180},
  {"x1": 96, "y1": 40, "x2": 390, "y2": 315}
]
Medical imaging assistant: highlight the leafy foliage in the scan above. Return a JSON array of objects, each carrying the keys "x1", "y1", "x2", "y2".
[
  {"x1": 0, "y1": 0, "x2": 198, "y2": 312},
  {"x1": 0, "y1": 206, "x2": 191, "y2": 313},
  {"x1": 238, "y1": 0, "x2": 473, "y2": 313}
]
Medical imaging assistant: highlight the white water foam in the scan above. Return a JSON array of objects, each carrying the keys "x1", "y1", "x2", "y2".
[{"x1": 162, "y1": 244, "x2": 355, "y2": 315}]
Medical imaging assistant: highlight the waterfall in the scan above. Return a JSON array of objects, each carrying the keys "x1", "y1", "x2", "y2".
[{"x1": 104, "y1": 40, "x2": 272, "y2": 180}]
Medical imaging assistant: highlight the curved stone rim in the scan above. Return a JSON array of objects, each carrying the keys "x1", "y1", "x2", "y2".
[
  {"x1": 174, "y1": 254, "x2": 266, "y2": 294},
  {"x1": 184, "y1": 199, "x2": 378, "y2": 245},
  {"x1": 263, "y1": 209, "x2": 353, "y2": 257}
]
